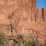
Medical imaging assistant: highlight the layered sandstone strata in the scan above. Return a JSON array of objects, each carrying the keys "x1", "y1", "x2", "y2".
[{"x1": 0, "y1": 0, "x2": 46, "y2": 43}]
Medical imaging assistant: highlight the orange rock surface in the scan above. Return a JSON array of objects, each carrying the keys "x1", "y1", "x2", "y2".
[{"x1": 0, "y1": 0, "x2": 46, "y2": 43}]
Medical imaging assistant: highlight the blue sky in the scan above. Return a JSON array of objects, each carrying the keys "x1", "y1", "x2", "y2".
[{"x1": 36, "y1": 0, "x2": 46, "y2": 8}]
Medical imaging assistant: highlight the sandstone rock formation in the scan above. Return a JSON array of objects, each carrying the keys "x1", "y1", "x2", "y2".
[{"x1": 0, "y1": 0, "x2": 46, "y2": 43}]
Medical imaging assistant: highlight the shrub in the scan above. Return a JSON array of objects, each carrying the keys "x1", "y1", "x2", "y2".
[
  {"x1": 0, "y1": 32, "x2": 5, "y2": 45},
  {"x1": 43, "y1": 40, "x2": 46, "y2": 46},
  {"x1": 25, "y1": 40, "x2": 34, "y2": 46}
]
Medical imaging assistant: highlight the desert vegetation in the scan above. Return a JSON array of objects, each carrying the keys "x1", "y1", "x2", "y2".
[
  {"x1": 0, "y1": 11, "x2": 46, "y2": 46},
  {"x1": 0, "y1": 31, "x2": 46, "y2": 46}
]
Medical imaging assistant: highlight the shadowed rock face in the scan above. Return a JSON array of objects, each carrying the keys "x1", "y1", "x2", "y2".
[
  {"x1": 0, "y1": 0, "x2": 46, "y2": 43},
  {"x1": 44, "y1": 9, "x2": 46, "y2": 20}
]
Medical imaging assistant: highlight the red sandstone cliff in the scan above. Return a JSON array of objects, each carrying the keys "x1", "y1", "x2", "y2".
[{"x1": 0, "y1": 0, "x2": 46, "y2": 43}]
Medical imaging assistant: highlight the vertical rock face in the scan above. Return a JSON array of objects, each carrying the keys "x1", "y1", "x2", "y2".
[
  {"x1": 44, "y1": 9, "x2": 46, "y2": 20},
  {"x1": 20, "y1": 0, "x2": 44, "y2": 21},
  {"x1": 0, "y1": 0, "x2": 46, "y2": 43},
  {"x1": 0, "y1": 0, "x2": 44, "y2": 22}
]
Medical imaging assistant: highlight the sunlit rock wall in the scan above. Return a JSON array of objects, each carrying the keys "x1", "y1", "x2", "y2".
[{"x1": 0, "y1": 0, "x2": 46, "y2": 43}]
